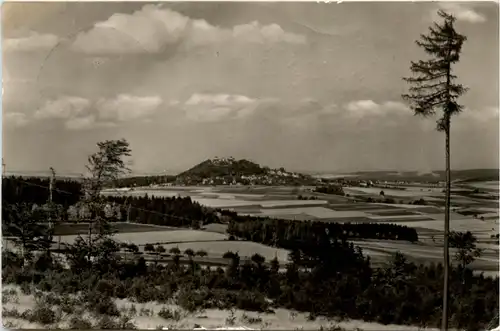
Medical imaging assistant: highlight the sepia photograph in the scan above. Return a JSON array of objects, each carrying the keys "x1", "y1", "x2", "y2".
[{"x1": 2, "y1": 1, "x2": 499, "y2": 330}]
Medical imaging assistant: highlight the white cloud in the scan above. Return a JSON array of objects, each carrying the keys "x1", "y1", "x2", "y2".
[
  {"x1": 71, "y1": 5, "x2": 306, "y2": 54},
  {"x1": 96, "y1": 94, "x2": 163, "y2": 122},
  {"x1": 4, "y1": 112, "x2": 29, "y2": 128},
  {"x1": 182, "y1": 93, "x2": 261, "y2": 122},
  {"x1": 34, "y1": 96, "x2": 91, "y2": 120},
  {"x1": 33, "y1": 94, "x2": 162, "y2": 129},
  {"x1": 4, "y1": 31, "x2": 59, "y2": 52},
  {"x1": 457, "y1": 106, "x2": 499, "y2": 123},
  {"x1": 435, "y1": 3, "x2": 486, "y2": 23},
  {"x1": 344, "y1": 100, "x2": 409, "y2": 118}
]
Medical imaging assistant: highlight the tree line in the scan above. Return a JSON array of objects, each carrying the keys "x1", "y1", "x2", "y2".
[
  {"x1": 225, "y1": 216, "x2": 419, "y2": 246},
  {"x1": 113, "y1": 175, "x2": 177, "y2": 188},
  {"x1": 107, "y1": 195, "x2": 220, "y2": 227},
  {"x1": 2, "y1": 176, "x2": 82, "y2": 206}
]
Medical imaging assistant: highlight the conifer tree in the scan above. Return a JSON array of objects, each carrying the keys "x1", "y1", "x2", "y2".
[
  {"x1": 402, "y1": 10, "x2": 467, "y2": 330},
  {"x1": 67, "y1": 139, "x2": 131, "y2": 272}
]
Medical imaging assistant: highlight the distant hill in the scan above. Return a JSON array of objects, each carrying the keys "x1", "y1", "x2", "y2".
[
  {"x1": 317, "y1": 169, "x2": 499, "y2": 183},
  {"x1": 177, "y1": 157, "x2": 265, "y2": 178},
  {"x1": 176, "y1": 157, "x2": 317, "y2": 186}
]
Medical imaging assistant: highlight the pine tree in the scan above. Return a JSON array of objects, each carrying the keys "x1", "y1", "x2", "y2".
[
  {"x1": 402, "y1": 10, "x2": 467, "y2": 331},
  {"x1": 67, "y1": 139, "x2": 131, "y2": 273}
]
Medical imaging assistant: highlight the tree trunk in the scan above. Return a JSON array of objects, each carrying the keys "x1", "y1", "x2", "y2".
[{"x1": 442, "y1": 122, "x2": 451, "y2": 331}]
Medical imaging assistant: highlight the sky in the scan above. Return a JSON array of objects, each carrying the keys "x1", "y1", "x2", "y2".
[{"x1": 2, "y1": 1, "x2": 499, "y2": 175}]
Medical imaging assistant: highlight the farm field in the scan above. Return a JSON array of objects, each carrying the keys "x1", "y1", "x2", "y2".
[
  {"x1": 52, "y1": 222, "x2": 178, "y2": 236},
  {"x1": 97, "y1": 183, "x2": 500, "y2": 276}
]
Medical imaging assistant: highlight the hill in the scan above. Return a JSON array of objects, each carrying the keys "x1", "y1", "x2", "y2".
[
  {"x1": 175, "y1": 157, "x2": 318, "y2": 186},
  {"x1": 316, "y1": 169, "x2": 499, "y2": 183}
]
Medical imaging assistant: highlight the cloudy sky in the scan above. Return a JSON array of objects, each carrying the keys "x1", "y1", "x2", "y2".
[{"x1": 2, "y1": 1, "x2": 499, "y2": 175}]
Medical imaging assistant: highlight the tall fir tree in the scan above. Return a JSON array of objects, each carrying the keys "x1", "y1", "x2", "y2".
[{"x1": 402, "y1": 10, "x2": 467, "y2": 330}]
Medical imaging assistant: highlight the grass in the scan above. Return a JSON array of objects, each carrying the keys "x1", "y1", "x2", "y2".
[
  {"x1": 368, "y1": 217, "x2": 436, "y2": 222},
  {"x1": 58, "y1": 229, "x2": 228, "y2": 247},
  {"x1": 258, "y1": 207, "x2": 367, "y2": 219},
  {"x1": 367, "y1": 210, "x2": 420, "y2": 216},
  {"x1": 328, "y1": 204, "x2": 400, "y2": 211}
]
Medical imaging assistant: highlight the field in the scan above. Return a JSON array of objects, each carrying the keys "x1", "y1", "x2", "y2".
[
  {"x1": 77, "y1": 184, "x2": 500, "y2": 275},
  {"x1": 52, "y1": 222, "x2": 177, "y2": 236}
]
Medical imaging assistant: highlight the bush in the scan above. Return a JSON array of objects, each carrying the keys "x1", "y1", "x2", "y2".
[
  {"x1": 241, "y1": 313, "x2": 263, "y2": 324},
  {"x1": 96, "y1": 315, "x2": 120, "y2": 329},
  {"x1": 40, "y1": 292, "x2": 62, "y2": 306},
  {"x1": 2, "y1": 288, "x2": 19, "y2": 304},
  {"x1": 2, "y1": 307, "x2": 21, "y2": 318},
  {"x1": 158, "y1": 307, "x2": 181, "y2": 321},
  {"x1": 68, "y1": 315, "x2": 93, "y2": 329},
  {"x1": 94, "y1": 298, "x2": 120, "y2": 317},
  {"x1": 82, "y1": 291, "x2": 120, "y2": 317},
  {"x1": 27, "y1": 305, "x2": 58, "y2": 325}
]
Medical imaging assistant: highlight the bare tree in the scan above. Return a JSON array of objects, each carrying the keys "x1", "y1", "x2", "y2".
[{"x1": 402, "y1": 10, "x2": 468, "y2": 330}]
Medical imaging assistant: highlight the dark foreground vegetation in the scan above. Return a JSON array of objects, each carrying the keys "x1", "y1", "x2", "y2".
[
  {"x1": 3, "y1": 242, "x2": 498, "y2": 330},
  {"x1": 2, "y1": 138, "x2": 498, "y2": 330}
]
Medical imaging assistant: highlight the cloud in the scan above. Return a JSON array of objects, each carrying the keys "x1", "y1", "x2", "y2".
[
  {"x1": 457, "y1": 106, "x2": 499, "y2": 123},
  {"x1": 65, "y1": 115, "x2": 96, "y2": 131},
  {"x1": 4, "y1": 112, "x2": 29, "y2": 128},
  {"x1": 435, "y1": 3, "x2": 486, "y2": 23},
  {"x1": 181, "y1": 93, "x2": 261, "y2": 122},
  {"x1": 34, "y1": 96, "x2": 91, "y2": 120},
  {"x1": 344, "y1": 100, "x2": 409, "y2": 118},
  {"x1": 96, "y1": 94, "x2": 163, "y2": 122},
  {"x1": 71, "y1": 4, "x2": 306, "y2": 54},
  {"x1": 4, "y1": 31, "x2": 59, "y2": 52},
  {"x1": 33, "y1": 94, "x2": 162, "y2": 129}
]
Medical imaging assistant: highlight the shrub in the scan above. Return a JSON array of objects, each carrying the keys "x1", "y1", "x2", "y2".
[
  {"x1": 241, "y1": 313, "x2": 263, "y2": 324},
  {"x1": 117, "y1": 315, "x2": 137, "y2": 329},
  {"x1": 59, "y1": 295, "x2": 80, "y2": 314},
  {"x1": 158, "y1": 307, "x2": 181, "y2": 321},
  {"x1": 139, "y1": 308, "x2": 154, "y2": 317},
  {"x1": 20, "y1": 282, "x2": 33, "y2": 295},
  {"x1": 68, "y1": 315, "x2": 93, "y2": 329},
  {"x1": 2, "y1": 288, "x2": 19, "y2": 304},
  {"x1": 226, "y1": 309, "x2": 236, "y2": 326},
  {"x1": 2, "y1": 307, "x2": 21, "y2": 319},
  {"x1": 82, "y1": 292, "x2": 120, "y2": 317},
  {"x1": 96, "y1": 315, "x2": 120, "y2": 329},
  {"x1": 196, "y1": 250, "x2": 208, "y2": 257},
  {"x1": 127, "y1": 304, "x2": 137, "y2": 317},
  {"x1": 41, "y1": 292, "x2": 62, "y2": 306},
  {"x1": 94, "y1": 298, "x2": 120, "y2": 317},
  {"x1": 27, "y1": 305, "x2": 58, "y2": 325}
]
